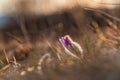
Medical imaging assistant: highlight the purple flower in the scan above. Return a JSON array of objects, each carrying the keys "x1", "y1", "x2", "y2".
[
  {"x1": 59, "y1": 35, "x2": 84, "y2": 59},
  {"x1": 59, "y1": 36, "x2": 72, "y2": 47}
]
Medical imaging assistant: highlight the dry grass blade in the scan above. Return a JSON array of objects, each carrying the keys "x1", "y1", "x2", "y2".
[
  {"x1": 2, "y1": 48, "x2": 9, "y2": 64},
  {"x1": 56, "y1": 52, "x2": 62, "y2": 61},
  {"x1": 10, "y1": 56, "x2": 20, "y2": 68},
  {"x1": 85, "y1": 36, "x2": 91, "y2": 53},
  {"x1": 19, "y1": 16, "x2": 31, "y2": 47},
  {"x1": 106, "y1": 19, "x2": 117, "y2": 30},
  {"x1": 84, "y1": 8, "x2": 120, "y2": 22},
  {"x1": 38, "y1": 53, "x2": 51, "y2": 66},
  {"x1": 46, "y1": 40, "x2": 55, "y2": 52},
  {"x1": 46, "y1": 40, "x2": 62, "y2": 61},
  {"x1": 92, "y1": 22, "x2": 115, "y2": 46},
  {"x1": 7, "y1": 33, "x2": 23, "y2": 44},
  {"x1": 0, "y1": 60, "x2": 4, "y2": 64},
  {"x1": 0, "y1": 64, "x2": 10, "y2": 73}
]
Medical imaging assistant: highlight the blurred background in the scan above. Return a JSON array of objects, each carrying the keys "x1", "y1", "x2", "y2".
[
  {"x1": 0, "y1": 0, "x2": 120, "y2": 80},
  {"x1": 0, "y1": 0, "x2": 120, "y2": 48}
]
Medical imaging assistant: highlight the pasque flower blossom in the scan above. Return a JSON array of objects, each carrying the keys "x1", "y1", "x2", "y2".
[{"x1": 59, "y1": 35, "x2": 83, "y2": 59}]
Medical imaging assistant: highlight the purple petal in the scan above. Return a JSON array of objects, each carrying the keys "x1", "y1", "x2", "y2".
[{"x1": 60, "y1": 36, "x2": 72, "y2": 47}]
